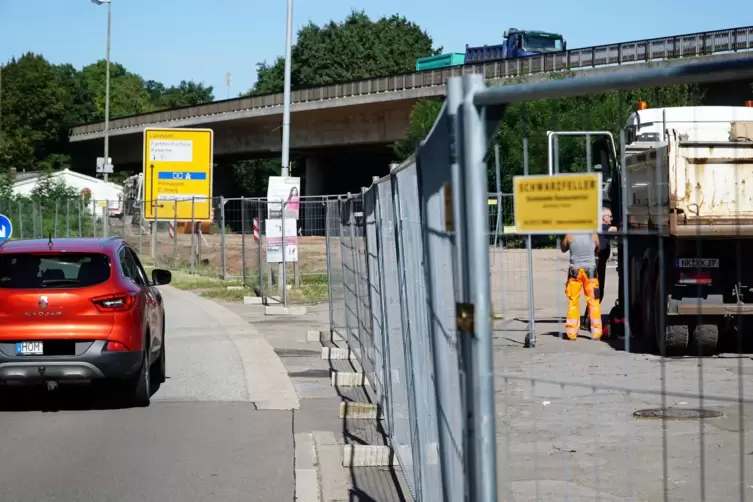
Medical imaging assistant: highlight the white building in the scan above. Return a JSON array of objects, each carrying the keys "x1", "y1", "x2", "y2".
[{"x1": 11, "y1": 168, "x2": 124, "y2": 216}]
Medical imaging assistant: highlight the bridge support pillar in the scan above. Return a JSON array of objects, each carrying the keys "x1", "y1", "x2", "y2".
[{"x1": 303, "y1": 156, "x2": 326, "y2": 197}]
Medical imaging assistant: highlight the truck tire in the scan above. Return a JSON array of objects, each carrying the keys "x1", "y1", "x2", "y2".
[
  {"x1": 659, "y1": 325, "x2": 690, "y2": 357},
  {"x1": 689, "y1": 324, "x2": 719, "y2": 357},
  {"x1": 641, "y1": 258, "x2": 657, "y2": 340},
  {"x1": 654, "y1": 276, "x2": 689, "y2": 356}
]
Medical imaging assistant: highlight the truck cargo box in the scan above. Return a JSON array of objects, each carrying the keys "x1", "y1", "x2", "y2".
[
  {"x1": 625, "y1": 129, "x2": 753, "y2": 235},
  {"x1": 464, "y1": 43, "x2": 506, "y2": 63},
  {"x1": 415, "y1": 52, "x2": 465, "y2": 71}
]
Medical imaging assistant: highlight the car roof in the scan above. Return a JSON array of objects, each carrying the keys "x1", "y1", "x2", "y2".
[{"x1": 0, "y1": 237, "x2": 126, "y2": 254}]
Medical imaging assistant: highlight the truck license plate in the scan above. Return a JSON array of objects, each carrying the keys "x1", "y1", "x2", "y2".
[
  {"x1": 16, "y1": 342, "x2": 43, "y2": 355},
  {"x1": 676, "y1": 258, "x2": 720, "y2": 268}
]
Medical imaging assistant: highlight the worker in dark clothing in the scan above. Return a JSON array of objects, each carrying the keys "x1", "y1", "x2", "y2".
[{"x1": 583, "y1": 206, "x2": 617, "y2": 331}]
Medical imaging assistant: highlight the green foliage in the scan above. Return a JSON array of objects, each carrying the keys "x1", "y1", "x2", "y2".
[
  {"x1": 392, "y1": 99, "x2": 444, "y2": 160},
  {"x1": 0, "y1": 53, "x2": 213, "y2": 174},
  {"x1": 246, "y1": 10, "x2": 439, "y2": 95},
  {"x1": 393, "y1": 78, "x2": 706, "y2": 193},
  {"x1": 231, "y1": 158, "x2": 284, "y2": 196}
]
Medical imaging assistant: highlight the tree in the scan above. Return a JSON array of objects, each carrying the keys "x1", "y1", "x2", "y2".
[
  {"x1": 77, "y1": 60, "x2": 153, "y2": 120},
  {"x1": 247, "y1": 10, "x2": 439, "y2": 95},
  {"x1": 391, "y1": 99, "x2": 444, "y2": 160},
  {"x1": 1, "y1": 51, "x2": 214, "y2": 174},
  {"x1": 0, "y1": 53, "x2": 73, "y2": 170},
  {"x1": 151, "y1": 80, "x2": 214, "y2": 109},
  {"x1": 236, "y1": 11, "x2": 440, "y2": 194}
]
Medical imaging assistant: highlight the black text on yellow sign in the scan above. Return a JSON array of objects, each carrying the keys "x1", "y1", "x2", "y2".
[
  {"x1": 142, "y1": 127, "x2": 214, "y2": 221},
  {"x1": 513, "y1": 172, "x2": 602, "y2": 234}
]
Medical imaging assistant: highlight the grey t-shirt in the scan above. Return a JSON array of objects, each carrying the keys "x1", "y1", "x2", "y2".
[{"x1": 569, "y1": 234, "x2": 596, "y2": 269}]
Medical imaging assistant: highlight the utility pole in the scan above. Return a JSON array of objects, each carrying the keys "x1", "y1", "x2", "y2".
[
  {"x1": 280, "y1": 0, "x2": 293, "y2": 177},
  {"x1": 225, "y1": 72, "x2": 232, "y2": 99}
]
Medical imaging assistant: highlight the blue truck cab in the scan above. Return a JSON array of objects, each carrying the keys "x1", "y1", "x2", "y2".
[{"x1": 465, "y1": 28, "x2": 566, "y2": 63}]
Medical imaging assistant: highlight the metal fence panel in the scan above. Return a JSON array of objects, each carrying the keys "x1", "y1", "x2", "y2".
[
  {"x1": 327, "y1": 200, "x2": 347, "y2": 335},
  {"x1": 362, "y1": 187, "x2": 385, "y2": 401},
  {"x1": 374, "y1": 178, "x2": 416, "y2": 491},
  {"x1": 415, "y1": 104, "x2": 466, "y2": 501},
  {"x1": 393, "y1": 164, "x2": 442, "y2": 501}
]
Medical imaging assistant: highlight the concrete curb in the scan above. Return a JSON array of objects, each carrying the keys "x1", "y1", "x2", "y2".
[
  {"x1": 331, "y1": 371, "x2": 371, "y2": 387},
  {"x1": 339, "y1": 401, "x2": 382, "y2": 420},
  {"x1": 342, "y1": 445, "x2": 398, "y2": 468},
  {"x1": 266, "y1": 305, "x2": 308, "y2": 316},
  {"x1": 294, "y1": 432, "x2": 321, "y2": 502},
  {"x1": 243, "y1": 296, "x2": 264, "y2": 305},
  {"x1": 307, "y1": 330, "x2": 345, "y2": 343},
  {"x1": 160, "y1": 285, "x2": 300, "y2": 410},
  {"x1": 321, "y1": 347, "x2": 356, "y2": 361}
]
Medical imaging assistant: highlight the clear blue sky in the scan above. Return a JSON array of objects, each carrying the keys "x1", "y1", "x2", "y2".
[{"x1": 0, "y1": 0, "x2": 747, "y2": 100}]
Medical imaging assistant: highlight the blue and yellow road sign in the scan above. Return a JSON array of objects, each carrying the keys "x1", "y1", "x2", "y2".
[{"x1": 142, "y1": 127, "x2": 214, "y2": 221}]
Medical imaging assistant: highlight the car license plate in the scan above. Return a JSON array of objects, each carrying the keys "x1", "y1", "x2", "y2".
[
  {"x1": 676, "y1": 258, "x2": 720, "y2": 268},
  {"x1": 16, "y1": 342, "x2": 43, "y2": 355}
]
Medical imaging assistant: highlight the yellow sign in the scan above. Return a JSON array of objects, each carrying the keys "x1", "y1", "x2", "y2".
[
  {"x1": 513, "y1": 172, "x2": 602, "y2": 234},
  {"x1": 142, "y1": 128, "x2": 214, "y2": 221}
]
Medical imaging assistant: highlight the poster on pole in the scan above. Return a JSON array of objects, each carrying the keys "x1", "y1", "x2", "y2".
[
  {"x1": 267, "y1": 176, "x2": 300, "y2": 220},
  {"x1": 266, "y1": 218, "x2": 298, "y2": 263}
]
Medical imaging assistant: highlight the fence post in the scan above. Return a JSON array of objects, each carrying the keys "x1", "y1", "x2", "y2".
[
  {"x1": 458, "y1": 74, "x2": 497, "y2": 502},
  {"x1": 257, "y1": 200, "x2": 264, "y2": 299},
  {"x1": 190, "y1": 197, "x2": 196, "y2": 275},
  {"x1": 219, "y1": 196, "x2": 227, "y2": 280},
  {"x1": 337, "y1": 196, "x2": 349, "y2": 343},
  {"x1": 54, "y1": 199, "x2": 59, "y2": 238},
  {"x1": 18, "y1": 200, "x2": 23, "y2": 239},
  {"x1": 172, "y1": 200, "x2": 178, "y2": 269},
  {"x1": 325, "y1": 199, "x2": 334, "y2": 334},
  {"x1": 66, "y1": 199, "x2": 70, "y2": 238},
  {"x1": 494, "y1": 144, "x2": 502, "y2": 248},
  {"x1": 281, "y1": 199, "x2": 288, "y2": 307},
  {"x1": 241, "y1": 197, "x2": 247, "y2": 288},
  {"x1": 102, "y1": 205, "x2": 109, "y2": 238},
  {"x1": 152, "y1": 201, "x2": 159, "y2": 264}
]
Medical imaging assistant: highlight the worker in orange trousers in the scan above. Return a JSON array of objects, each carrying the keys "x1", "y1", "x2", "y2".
[{"x1": 560, "y1": 233, "x2": 602, "y2": 340}]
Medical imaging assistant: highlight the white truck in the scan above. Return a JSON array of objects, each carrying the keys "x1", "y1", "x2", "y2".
[{"x1": 606, "y1": 104, "x2": 753, "y2": 355}]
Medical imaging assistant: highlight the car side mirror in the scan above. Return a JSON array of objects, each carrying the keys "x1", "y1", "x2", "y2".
[{"x1": 151, "y1": 268, "x2": 172, "y2": 286}]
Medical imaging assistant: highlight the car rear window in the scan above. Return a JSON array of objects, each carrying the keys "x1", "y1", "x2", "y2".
[{"x1": 0, "y1": 253, "x2": 111, "y2": 289}]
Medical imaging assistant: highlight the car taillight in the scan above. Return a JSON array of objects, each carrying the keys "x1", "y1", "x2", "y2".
[
  {"x1": 677, "y1": 271, "x2": 712, "y2": 285},
  {"x1": 105, "y1": 341, "x2": 130, "y2": 351},
  {"x1": 92, "y1": 293, "x2": 137, "y2": 312}
]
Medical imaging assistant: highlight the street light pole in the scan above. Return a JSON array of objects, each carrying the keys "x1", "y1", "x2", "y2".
[
  {"x1": 92, "y1": 0, "x2": 112, "y2": 182},
  {"x1": 104, "y1": 0, "x2": 112, "y2": 182},
  {"x1": 280, "y1": 0, "x2": 293, "y2": 177}
]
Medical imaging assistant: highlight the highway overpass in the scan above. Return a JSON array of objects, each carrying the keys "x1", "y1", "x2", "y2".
[{"x1": 68, "y1": 26, "x2": 753, "y2": 194}]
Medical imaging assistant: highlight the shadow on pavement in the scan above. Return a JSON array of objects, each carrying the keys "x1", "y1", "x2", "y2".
[
  {"x1": 0, "y1": 379, "x2": 166, "y2": 412},
  {"x1": 325, "y1": 340, "x2": 409, "y2": 502}
]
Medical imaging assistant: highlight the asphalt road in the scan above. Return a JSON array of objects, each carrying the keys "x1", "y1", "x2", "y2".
[{"x1": 0, "y1": 286, "x2": 299, "y2": 502}]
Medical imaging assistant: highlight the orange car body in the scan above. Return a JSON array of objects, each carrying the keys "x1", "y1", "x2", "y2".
[{"x1": 0, "y1": 237, "x2": 168, "y2": 391}]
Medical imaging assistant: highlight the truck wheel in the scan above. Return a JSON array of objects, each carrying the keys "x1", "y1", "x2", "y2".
[
  {"x1": 659, "y1": 325, "x2": 690, "y2": 357},
  {"x1": 689, "y1": 324, "x2": 719, "y2": 357},
  {"x1": 654, "y1": 278, "x2": 689, "y2": 356},
  {"x1": 641, "y1": 261, "x2": 657, "y2": 340}
]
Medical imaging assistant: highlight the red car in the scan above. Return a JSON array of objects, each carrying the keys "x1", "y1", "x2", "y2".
[{"x1": 0, "y1": 237, "x2": 171, "y2": 406}]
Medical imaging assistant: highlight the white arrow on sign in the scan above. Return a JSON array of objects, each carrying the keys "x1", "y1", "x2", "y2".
[{"x1": 0, "y1": 226, "x2": 5, "y2": 238}]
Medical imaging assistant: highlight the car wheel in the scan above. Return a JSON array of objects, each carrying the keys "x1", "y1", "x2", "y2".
[
  {"x1": 127, "y1": 345, "x2": 151, "y2": 407},
  {"x1": 152, "y1": 327, "x2": 166, "y2": 384}
]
